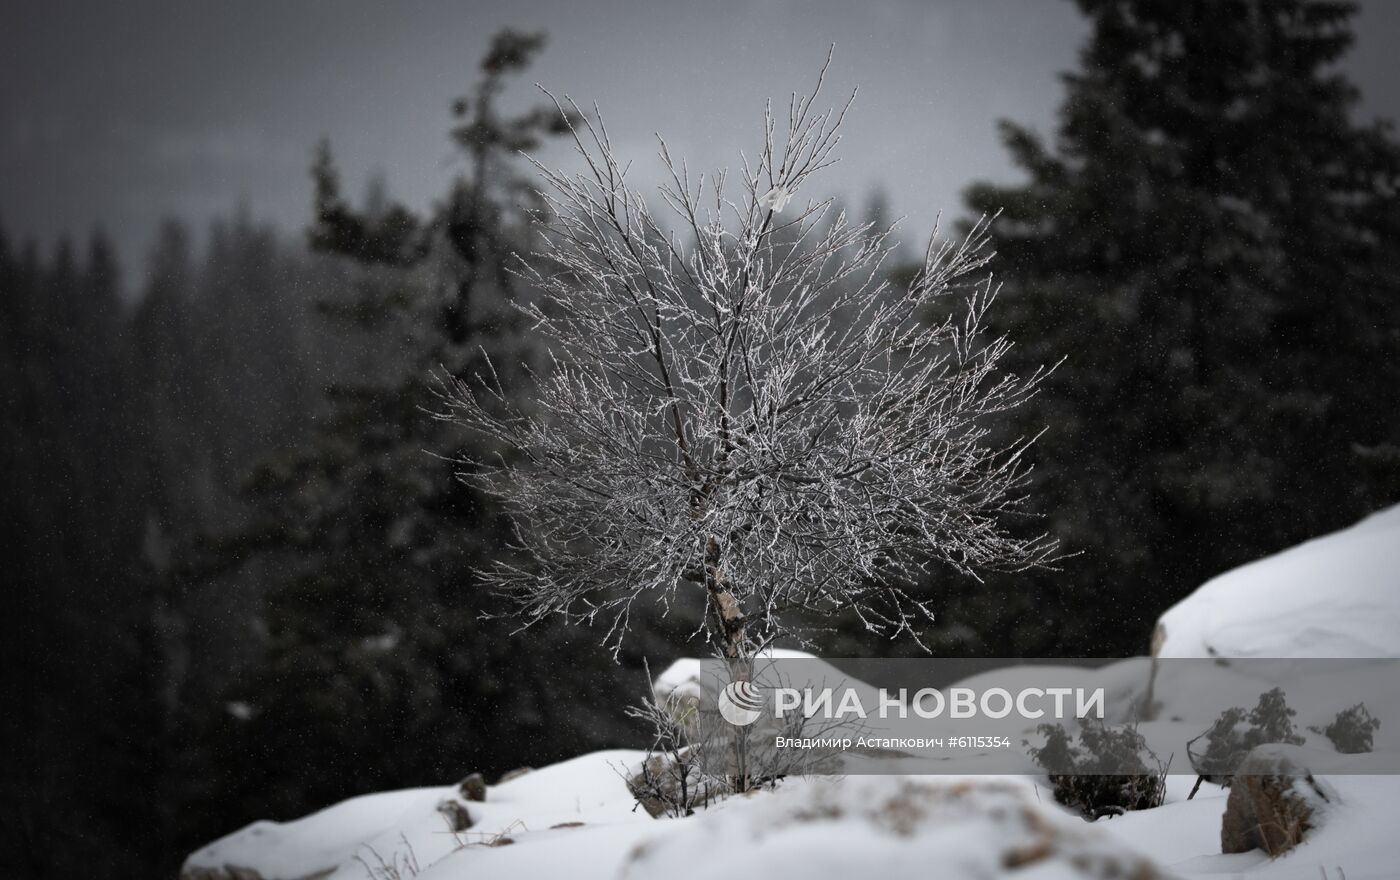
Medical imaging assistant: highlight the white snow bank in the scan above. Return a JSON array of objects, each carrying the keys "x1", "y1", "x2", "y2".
[
  {"x1": 183, "y1": 785, "x2": 444, "y2": 880},
  {"x1": 181, "y1": 749, "x2": 651, "y2": 880},
  {"x1": 621, "y1": 775, "x2": 1173, "y2": 880},
  {"x1": 1156, "y1": 504, "x2": 1400, "y2": 658},
  {"x1": 652, "y1": 647, "x2": 821, "y2": 701}
]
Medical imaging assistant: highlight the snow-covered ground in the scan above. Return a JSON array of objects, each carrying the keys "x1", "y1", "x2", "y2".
[
  {"x1": 1100, "y1": 775, "x2": 1396, "y2": 880},
  {"x1": 184, "y1": 754, "x2": 1396, "y2": 880},
  {"x1": 184, "y1": 505, "x2": 1400, "y2": 880},
  {"x1": 1155, "y1": 504, "x2": 1400, "y2": 658},
  {"x1": 185, "y1": 750, "x2": 658, "y2": 880}
]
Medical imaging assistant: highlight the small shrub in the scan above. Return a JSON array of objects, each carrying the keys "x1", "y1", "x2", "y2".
[
  {"x1": 1310, "y1": 703, "x2": 1381, "y2": 754},
  {"x1": 1026, "y1": 719, "x2": 1168, "y2": 820},
  {"x1": 1189, "y1": 687, "x2": 1304, "y2": 785},
  {"x1": 621, "y1": 668, "x2": 856, "y2": 817},
  {"x1": 622, "y1": 689, "x2": 730, "y2": 818}
]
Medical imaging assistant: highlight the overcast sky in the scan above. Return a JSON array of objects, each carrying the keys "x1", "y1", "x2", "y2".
[{"x1": 3, "y1": 0, "x2": 1398, "y2": 284}]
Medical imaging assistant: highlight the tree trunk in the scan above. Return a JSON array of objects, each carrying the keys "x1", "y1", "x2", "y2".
[
  {"x1": 702, "y1": 534, "x2": 755, "y2": 791},
  {"x1": 703, "y1": 535, "x2": 746, "y2": 660}
]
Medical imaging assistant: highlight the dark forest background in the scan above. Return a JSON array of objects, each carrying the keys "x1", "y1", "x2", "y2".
[{"x1": 3, "y1": 2, "x2": 1398, "y2": 877}]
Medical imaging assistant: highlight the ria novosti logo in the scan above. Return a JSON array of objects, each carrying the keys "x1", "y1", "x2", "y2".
[
  {"x1": 717, "y1": 680, "x2": 764, "y2": 726},
  {"x1": 716, "y1": 680, "x2": 1108, "y2": 727}
]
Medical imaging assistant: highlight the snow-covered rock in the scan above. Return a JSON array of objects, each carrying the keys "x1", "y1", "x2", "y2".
[
  {"x1": 1155, "y1": 504, "x2": 1400, "y2": 658},
  {"x1": 1220, "y1": 744, "x2": 1339, "y2": 857},
  {"x1": 456, "y1": 772, "x2": 487, "y2": 802}
]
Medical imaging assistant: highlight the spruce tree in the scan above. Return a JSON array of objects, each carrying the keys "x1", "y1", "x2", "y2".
[
  {"x1": 962, "y1": 0, "x2": 1400, "y2": 654},
  {"x1": 194, "y1": 31, "x2": 633, "y2": 823}
]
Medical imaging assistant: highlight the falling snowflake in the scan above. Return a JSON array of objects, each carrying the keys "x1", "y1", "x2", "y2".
[{"x1": 225, "y1": 701, "x2": 256, "y2": 721}]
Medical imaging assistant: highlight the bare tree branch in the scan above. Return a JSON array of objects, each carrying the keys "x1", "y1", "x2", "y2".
[{"x1": 438, "y1": 58, "x2": 1059, "y2": 659}]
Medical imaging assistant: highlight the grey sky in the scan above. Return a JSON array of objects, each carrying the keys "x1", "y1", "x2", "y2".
[{"x1": 2, "y1": 0, "x2": 1397, "y2": 285}]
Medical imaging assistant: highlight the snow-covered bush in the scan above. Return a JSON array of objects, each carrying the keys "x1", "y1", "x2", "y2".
[
  {"x1": 1027, "y1": 719, "x2": 1168, "y2": 819},
  {"x1": 1310, "y1": 703, "x2": 1381, "y2": 755},
  {"x1": 1188, "y1": 687, "x2": 1305, "y2": 787}
]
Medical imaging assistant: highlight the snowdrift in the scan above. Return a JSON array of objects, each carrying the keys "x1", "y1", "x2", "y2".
[
  {"x1": 183, "y1": 750, "x2": 651, "y2": 880},
  {"x1": 1155, "y1": 504, "x2": 1400, "y2": 658}
]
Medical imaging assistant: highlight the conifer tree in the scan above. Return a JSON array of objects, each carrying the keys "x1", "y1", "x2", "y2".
[
  {"x1": 962, "y1": 0, "x2": 1400, "y2": 654},
  {"x1": 197, "y1": 31, "x2": 633, "y2": 821}
]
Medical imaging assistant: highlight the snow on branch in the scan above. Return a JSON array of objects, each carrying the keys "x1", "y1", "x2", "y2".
[{"x1": 439, "y1": 54, "x2": 1059, "y2": 658}]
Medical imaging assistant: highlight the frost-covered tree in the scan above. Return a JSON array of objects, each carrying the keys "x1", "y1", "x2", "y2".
[{"x1": 444, "y1": 60, "x2": 1057, "y2": 661}]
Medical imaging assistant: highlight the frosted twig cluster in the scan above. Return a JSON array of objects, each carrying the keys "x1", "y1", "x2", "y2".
[{"x1": 441, "y1": 55, "x2": 1058, "y2": 659}]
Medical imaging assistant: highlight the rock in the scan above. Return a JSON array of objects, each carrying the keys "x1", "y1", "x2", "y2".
[
  {"x1": 457, "y1": 771, "x2": 487, "y2": 802},
  {"x1": 497, "y1": 766, "x2": 534, "y2": 784},
  {"x1": 436, "y1": 798, "x2": 474, "y2": 832},
  {"x1": 626, "y1": 753, "x2": 731, "y2": 818},
  {"x1": 1221, "y1": 744, "x2": 1337, "y2": 857},
  {"x1": 628, "y1": 754, "x2": 690, "y2": 818}
]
